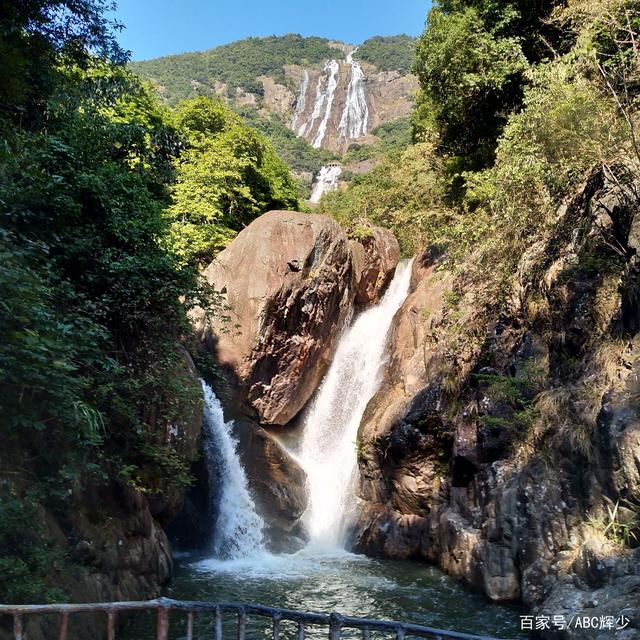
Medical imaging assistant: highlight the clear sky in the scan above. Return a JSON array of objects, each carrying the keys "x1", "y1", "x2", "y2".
[{"x1": 111, "y1": 0, "x2": 431, "y2": 61}]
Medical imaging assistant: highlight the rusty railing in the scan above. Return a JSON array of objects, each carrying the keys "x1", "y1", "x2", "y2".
[{"x1": 0, "y1": 598, "x2": 505, "y2": 640}]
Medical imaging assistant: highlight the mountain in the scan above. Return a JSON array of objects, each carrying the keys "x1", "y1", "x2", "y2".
[{"x1": 130, "y1": 34, "x2": 418, "y2": 163}]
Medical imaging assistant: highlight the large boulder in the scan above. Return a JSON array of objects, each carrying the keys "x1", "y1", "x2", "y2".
[
  {"x1": 350, "y1": 227, "x2": 400, "y2": 305},
  {"x1": 236, "y1": 421, "x2": 308, "y2": 553},
  {"x1": 194, "y1": 210, "x2": 356, "y2": 426}
]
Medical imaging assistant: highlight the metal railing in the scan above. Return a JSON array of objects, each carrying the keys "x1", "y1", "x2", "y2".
[{"x1": 0, "y1": 598, "x2": 504, "y2": 640}]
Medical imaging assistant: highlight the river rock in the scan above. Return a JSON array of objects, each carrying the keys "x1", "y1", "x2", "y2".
[
  {"x1": 236, "y1": 421, "x2": 308, "y2": 553},
  {"x1": 195, "y1": 210, "x2": 356, "y2": 426}
]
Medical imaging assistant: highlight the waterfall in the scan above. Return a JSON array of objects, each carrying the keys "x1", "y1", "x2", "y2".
[
  {"x1": 298, "y1": 260, "x2": 414, "y2": 548},
  {"x1": 338, "y1": 48, "x2": 369, "y2": 141},
  {"x1": 312, "y1": 60, "x2": 340, "y2": 148},
  {"x1": 201, "y1": 381, "x2": 266, "y2": 560},
  {"x1": 309, "y1": 164, "x2": 342, "y2": 203},
  {"x1": 293, "y1": 49, "x2": 369, "y2": 148},
  {"x1": 291, "y1": 69, "x2": 310, "y2": 135}
]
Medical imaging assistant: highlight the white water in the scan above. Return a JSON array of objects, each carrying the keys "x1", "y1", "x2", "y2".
[
  {"x1": 200, "y1": 381, "x2": 266, "y2": 560},
  {"x1": 311, "y1": 59, "x2": 340, "y2": 148},
  {"x1": 199, "y1": 261, "x2": 413, "y2": 564},
  {"x1": 338, "y1": 48, "x2": 369, "y2": 140},
  {"x1": 309, "y1": 164, "x2": 342, "y2": 203},
  {"x1": 298, "y1": 260, "x2": 414, "y2": 548},
  {"x1": 291, "y1": 69, "x2": 310, "y2": 135}
]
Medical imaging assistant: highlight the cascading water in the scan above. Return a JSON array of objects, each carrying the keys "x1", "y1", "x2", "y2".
[
  {"x1": 292, "y1": 48, "x2": 369, "y2": 150},
  {"x1": 309, "y1": 164, "x2": 342, "y2": 203},
  {"x1": 291, "y1": 69, "x2": 310, "y2": 135},
  {"x1": 200, "y1": 380, "x2": 266, "y2": 560},
  {"x1": 298, "y1": 259, "x2": 414, "y2": 548},
  {"x1": 161, "y1": 276, "x2": 522, "y2": 640},
  {"x1": 312, "y1": 60, "x2": 340, "y2": 148},
  {"x1": 338, "y1": 48, "x2": 369, "y2": 141}
]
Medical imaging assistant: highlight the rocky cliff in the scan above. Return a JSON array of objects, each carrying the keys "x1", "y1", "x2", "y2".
[
  {"x1": 350, "y1": 167, "x2": 640, "y2": 638},
  {"x1": 130, "y1": 35, "x2": 418, "y2": 155},
  {"x1": 193, "y1": 210, "x2": 399, "y2": 551}
]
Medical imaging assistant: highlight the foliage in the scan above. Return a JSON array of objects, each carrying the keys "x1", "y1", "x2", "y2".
[
  {"x1": 237, "y1": 108, "x2": 338, "y2": 181},
  {"x1": 588, "y1": 501, "x2": 639, "y2": 547},
  {"x1": 0, "y1": 491, "x2": 65, "y2": 604},
  {"x1": 166, "y1": 97, "x2": 299, "y2": 266},
  {"x1": 459, "y1": 60, "x2": 626, "y2": 276},
  {"x1": 130, "y1": 34, "x2": 338, "y2": 106},
  {"x1": 0, "y1": 60, "x2": 211, "y2": 491},
  {"x1": 412, "y1": 0, "x2": 576, "y2": 177},
  {"x1": 0, "y1": 5, "x2": 228, "y2": 600},
  {"x1": 342, "y1": 117, "x2": 413, "y2": 165},
  {"x1": 414, "y1": 6, "x2": 528, "y2": 167},
  {"x1": 476, "y1": 361, "x2": 545, "y2": 440},
  {"x1": 0, "y1": 0, "x2": 126, "y2": 127},
  {"x1": 317, "y1": 143, "x2": 446, "y2": 255},
  {"x1": 355, "y1": 35, "x2": 417, "y2": 74}
]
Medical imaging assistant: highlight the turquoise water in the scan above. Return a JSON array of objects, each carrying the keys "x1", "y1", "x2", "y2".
[{"x1": 123, "y1": 548, "x2": 526, "y2": 639}]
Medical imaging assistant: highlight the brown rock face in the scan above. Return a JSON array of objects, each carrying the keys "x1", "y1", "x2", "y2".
[
  {"x1": 350, "y1": 168, "x2": 640, "y2": 633},
  {"x1": 195, "y1": 210, "x2": 356, "y2": 426},
  {"x1": 260, "y1": 76, "x2": 295, "y2": 116},
  {"x1": 236, "y1": 421, "x2": 308, "y2": 552},
  {"x1": 366, "y1": 69, "x2": 419, "y2": 131},
  {"x1": 351, "y1": 227, "x2": 400, "y2": 305}
]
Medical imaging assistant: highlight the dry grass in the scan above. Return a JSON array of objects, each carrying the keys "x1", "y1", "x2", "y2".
[
  {"x1": 534, "y1": 385, "x2": 599, "y2": 457},
  {"x1": 591, "y1": 338, "x2": 627, "y2": 384}
]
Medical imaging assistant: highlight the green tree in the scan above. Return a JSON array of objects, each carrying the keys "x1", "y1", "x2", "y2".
[
  {"x1": 166, "y1": 97, "x2": 299, "y2": 266},
  {"x1": 0, "y1": 10, "x2": 210, "y2": 599},
  {"x1": 414, "y1": 6, "x2": 527, "y2": 167},
  {"x1": 413, "y1": 0, "x2": 572, "y2": 174}
]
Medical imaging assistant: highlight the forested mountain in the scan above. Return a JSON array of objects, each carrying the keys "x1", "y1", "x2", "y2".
[
  {"x1": 131, "y1": 34, "x2": 419, "y2": 178},
  {"x1": 129, "y1": 34, "x2": 416, "y2": 104}
]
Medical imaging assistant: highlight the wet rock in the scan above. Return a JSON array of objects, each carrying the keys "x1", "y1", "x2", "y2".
[{"x1": 236, "y1": 420, "x2": 308, "y2": 553}]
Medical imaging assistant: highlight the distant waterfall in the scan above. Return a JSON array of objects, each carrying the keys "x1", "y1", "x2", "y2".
[
  {"x1": 298, "y1": 260, "x2": 414, "y2": 547},
  {"x1": 338, "y1": 48, "x2": 369, "y2": 140},
  {"x1": 309, "y1": 165, "x2": 342, "y2": 203},
  {"x1": 291, "y1": 48, "x2": 370, "y2": 149},
  {"x1": 311, "y1": 60, "x2": 340, "y2": 148},
  {"x1": 291, "y1": 69, "x2": 310, "y2": 135},
  {"x1": 201, "y1": 381, "x2": 266, "y2": 559}
]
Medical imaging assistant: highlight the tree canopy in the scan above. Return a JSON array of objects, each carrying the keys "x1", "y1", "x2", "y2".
[
  {"x1": 0, "y1": 0, "x2": 299, "y2": 603},
  {"x1": 166, "y1": 97, "x2": 299, "y2": 266}
]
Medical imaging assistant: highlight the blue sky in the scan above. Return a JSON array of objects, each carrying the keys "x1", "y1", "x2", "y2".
[{"x1": 111, "y1": 0, "x2": 431, "y2": 61}]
